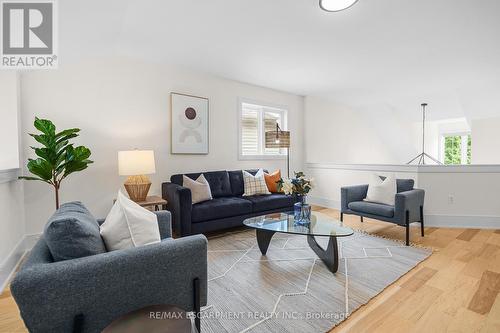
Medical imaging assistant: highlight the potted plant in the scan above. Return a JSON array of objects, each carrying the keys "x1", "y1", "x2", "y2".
[
  {"x1": 19, "y1": 117, "x2": 93, "y2": 209},
  {"x1": 278, "y1": 172, "x2": 314, "y2": 225}
]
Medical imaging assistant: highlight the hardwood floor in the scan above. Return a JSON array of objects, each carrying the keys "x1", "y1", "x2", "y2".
[
  {"x1": 319, "y1": 207, "x2": 500, "y2": 333},
  {"x1": 1, "y1": 207, "x2": 500, "y2": 333}
]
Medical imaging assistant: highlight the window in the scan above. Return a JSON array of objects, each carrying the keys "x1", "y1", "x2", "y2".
[
  {"x1": 440, "y1": 133, "x2": 471, "y2": 165},
  {"x1": 239, "y1": 100, "x2": 287, "y2": 159}
]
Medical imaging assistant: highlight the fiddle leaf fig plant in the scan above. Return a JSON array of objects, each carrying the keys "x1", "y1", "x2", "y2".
[{"x1": 19, "y1": 117, "x2": 93, "y2": 209}]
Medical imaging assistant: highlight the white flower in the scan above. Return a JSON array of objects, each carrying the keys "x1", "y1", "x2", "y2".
[{"x1": 281, "y1": 178, "x2": 294, "y2": 195}]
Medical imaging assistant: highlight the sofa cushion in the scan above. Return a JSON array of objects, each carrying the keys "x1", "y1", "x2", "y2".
[
  {"x1": 380, "y1": 176, "x2": 414, "y2": 193},
  {"x1": 44, "y1": 201, "x2": 107, "y2": 261},
  {"x1": 191, "y1": 197, "x2": 253, "y2": 223},
  {"x1": 243, "y1": 169, "x2": 271, "y2": 196},
  {"x1": 245, "y1": 194, "x2": 294, "y2": 213},
  {"x1": 229, "y1": 169, "x2": 264, "y2": 196},
  {"x1": 397, "y1": 179, "x2": 414, "y2": 193},
  {"x1": 348, "y1": 201, "x2": 395, "y2": 218},
  {"x1": 264, "y1": 170, "x2": 282, "y2": 193},
  {"x1": 100, "y1": 191, "x2": 161, "y2": 251},
  {"x1": 183, "y1": 174, "x2": 212, "y2": 204},
  {"x1": 172, "y1": 171, "x2": 232, "y2": 198}
]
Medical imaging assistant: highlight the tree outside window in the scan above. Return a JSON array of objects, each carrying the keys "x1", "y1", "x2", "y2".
[{"x1": 442, "y1": 134, "x2": 471, "y2": 165}]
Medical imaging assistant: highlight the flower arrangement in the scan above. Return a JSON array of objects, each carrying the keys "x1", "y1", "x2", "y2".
[{"x1": 277, "y1": 171, "x2": 314, "y2": 197}]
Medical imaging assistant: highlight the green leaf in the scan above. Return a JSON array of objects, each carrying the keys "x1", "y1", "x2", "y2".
[
  {"x1": 30, "y1": 133, "x2": 55, "y2": 149},
  {"x1": 27, "y1": 158, "x2": 53, "y2": 181},
  {"x1": 56, "y1": 134, "x2": 78, "y2": 145},
  {"x1": 34, "y1": 147, "x2": 57, "y2": 165},
  {"x1": 55, "y1": 128, "x2": 80, "y2": 139},
  {"x1": 73, "y1": 146, "x2": 91, "y2": 161},
  {"x1": 18, "y1": 176, "x2": 52, "y2": 184},
  {"x1": 62, "y1": 161, "x2": 90, "y2": 178},
  {"x1": 54, "y1": 139, "x2": 69, "y2": 153},
  {"x1": 34, "y1": 118, "x2": 56, "y2": 136}
]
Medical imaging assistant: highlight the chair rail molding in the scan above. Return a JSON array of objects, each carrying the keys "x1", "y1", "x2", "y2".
[
  {"x1": 0, "y1": 168, "x2": 20, "y2": 184},
  {"x1": 306, "y1": 163, "x2": 500, "y2": 173}
]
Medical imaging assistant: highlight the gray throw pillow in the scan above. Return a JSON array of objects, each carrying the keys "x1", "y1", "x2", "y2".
[{"x1": 44, "y1": 201, "x2": 107, "y2": 262}]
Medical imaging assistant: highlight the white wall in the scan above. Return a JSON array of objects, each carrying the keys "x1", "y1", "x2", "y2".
[
  {"x1": 304, "y1": 96, "x2": 500, "y2": 228},
  {"x1": 0, "y1": 72, "x2": 20, "y2": 170},
  {"x1": 307, "y1": 164, "x2": 500, "y2": 228},
  {"x1": 472, "y1": 117, "x2": 500, "y2": 164},
  {"x1": 20, "y1": 57, "x2": 305, "y2": 234},
  {"x1": 0, "y1": 72, "x2": 26, "y2": 291},
  {"x1": 304, "y1": 96, "x2": 417, "y2": 165}
]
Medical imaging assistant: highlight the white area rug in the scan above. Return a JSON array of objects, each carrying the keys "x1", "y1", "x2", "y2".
[{"x1": 201, "y1": 229, "x2": 432, "y2": 333}]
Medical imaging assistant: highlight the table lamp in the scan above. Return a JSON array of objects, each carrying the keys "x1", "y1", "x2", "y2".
[
  {"x1": 265, "y1": 124, "x2": 291, "y2": 178},
  {"x1": 118, "y1": 150, "x2": 156, "y2": 202}
]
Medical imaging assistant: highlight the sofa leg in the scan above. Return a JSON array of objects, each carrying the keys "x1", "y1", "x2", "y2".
[
  {"x1": 420, "y1": 206, "x2": 425, "y2": 237},
  {"x1": 405, "y1": 210, "x2": 410, "y2": 246},
  {"x1": 360, "y1": 216, "x2": 364, "y2": 223},
  {"x1": 73, "y1": 314, "x2": 84, "y2": 333},
  {"x1": 340, "y1": 213, "x2": 343, "y2": 222},
  {"x1": 193, "y1": 278, "x2": 201, "y2": 332}
]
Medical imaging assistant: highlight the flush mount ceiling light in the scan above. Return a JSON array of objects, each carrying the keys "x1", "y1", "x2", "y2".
[{"x1": 319, "y1": 0, "x2": 359, "y2": 12}]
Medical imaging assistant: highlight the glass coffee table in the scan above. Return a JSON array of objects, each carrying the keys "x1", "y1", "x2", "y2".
[{"x1": 243, "y1": 211, "x2": 354, "y2": 273}]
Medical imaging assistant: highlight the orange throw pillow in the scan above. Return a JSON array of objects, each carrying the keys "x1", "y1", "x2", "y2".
[{"x1": 264, "y1": 170, "x2": 282, "y2": 193}]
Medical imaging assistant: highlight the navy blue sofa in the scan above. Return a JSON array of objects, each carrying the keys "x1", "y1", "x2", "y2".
[
  {"x1": 162, "y1": 169, "x2": 298, "y2": 236},
  {"x1": 340, "y1": 178, "x2": 425, "y2": 246}
]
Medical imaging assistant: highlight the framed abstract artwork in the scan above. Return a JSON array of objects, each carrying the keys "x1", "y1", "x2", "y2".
[{"x1": 171, "y1": 93, "x2": 209, "y2": 154}]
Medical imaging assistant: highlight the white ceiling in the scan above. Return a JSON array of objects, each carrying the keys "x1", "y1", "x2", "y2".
[{"x1": 60, "y1": 0, "x2": 500, "y2": 121}]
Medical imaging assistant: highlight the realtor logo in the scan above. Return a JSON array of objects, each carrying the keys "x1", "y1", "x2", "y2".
[{"x1": 1, "y1": 0, "x2": 57, "y2": 69}]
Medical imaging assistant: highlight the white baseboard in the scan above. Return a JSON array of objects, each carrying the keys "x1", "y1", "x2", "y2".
[
  {"x1": 308, "y1": 196, "x2": 500, "y2": 229},
  {"x1": 308, "y1": 196, "x2": 340, "y2": 210},
  {"x1": 0, "y1": 233, "x2": 41, "y2": 293},
  {"x1": 424, "y1": 215, "x2": 500, "y2": 229}
]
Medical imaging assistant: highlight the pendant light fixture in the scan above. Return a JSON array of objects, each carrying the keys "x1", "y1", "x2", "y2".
[{"x1": 319, "y1": 0, "x2": 359, "y2": 12}]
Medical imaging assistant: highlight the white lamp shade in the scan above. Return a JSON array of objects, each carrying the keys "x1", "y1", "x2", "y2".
[
  {"x1": 320, "y1": 0, "x2": 358, "y2": 11},
  {"x1": 118, "y1": 150, "x2": 156, "y2": 176}
]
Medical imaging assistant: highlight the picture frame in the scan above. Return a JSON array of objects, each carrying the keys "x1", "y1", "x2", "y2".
[{"x1": 170, "y1": 92, "x2": 209, "y2": 154}]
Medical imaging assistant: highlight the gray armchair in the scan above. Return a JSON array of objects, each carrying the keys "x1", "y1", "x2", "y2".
[
  {"x1": 340, "y1": 178, "x2": 425, "y2": 245},
  {"x1": 11, "y1": 209, "x2": 207, "y2": 333}
]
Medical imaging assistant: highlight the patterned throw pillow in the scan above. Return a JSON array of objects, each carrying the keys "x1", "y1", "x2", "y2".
[
  {"x1": 264, "y1": 170, "x2": 282, "y2": 193},
  {"x1": 242, "y1": 169, "x2": 271, "y2": 196}
]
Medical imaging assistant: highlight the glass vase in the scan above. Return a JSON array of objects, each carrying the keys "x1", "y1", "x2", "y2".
[{"x1": 294, "y1": 195, "x2": 311, "y2": 226}]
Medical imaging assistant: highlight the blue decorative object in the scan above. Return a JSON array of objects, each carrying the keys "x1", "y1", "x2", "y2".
[{"x1": 294, "y1": 195, "x2": 311, "y2": 226}]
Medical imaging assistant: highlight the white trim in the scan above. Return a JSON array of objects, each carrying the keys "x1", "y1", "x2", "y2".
[
  {"x1": 306, "y1": 163, "x2": 500, "y2": 173},
  {"x1": 308, "y1": 196, "x2": 340, "y2": 209},
  {"x1": 0, "y1": 168, "x2": 20, "y2": 184},
  {"x1": 238, "y1": 155, "x2": 286, "y2": 161},
  {"x1": 306, "y1": 163, "x2": 419, "y2": 173},
  {"x1": 0, "y1": 233, "x2": 41, "y2": 293},
  {"x1": 424, "y1": 214, "x2": 500, "y2": 229}
]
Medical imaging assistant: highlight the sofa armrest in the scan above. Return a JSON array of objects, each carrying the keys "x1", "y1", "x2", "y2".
[
  {"x1": 395, "y1": 189, "x2": 425, "y2": 223},
  {"x1": 97, "y1": 211, "x2": 172, "y2": 239},
  {"x1": 162, "y1": 182, "x2": 192, "y2": 236},
  {"x1": 11, "y1": 235, "x2": 208, "y2": 333},
  {"x1": 340, "y1": 184, "x2": 369, "y2": 212}
]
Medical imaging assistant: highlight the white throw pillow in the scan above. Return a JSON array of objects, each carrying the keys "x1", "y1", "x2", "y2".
[
  {"x1": 100, "y1": 191, "x2": 161, "y2": 251},
  {"x1": 242, "y1": 169, "x2": 271, "y2": 196},
  {"x1": 364, "y1": 174, "x2": 397, "y2": 206},
  {"x1": 183, "y1": 174, "x2": 213, "y2": 204}
]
